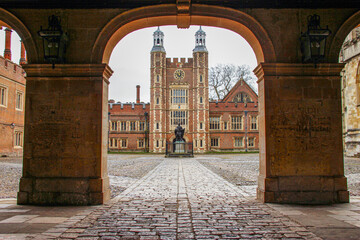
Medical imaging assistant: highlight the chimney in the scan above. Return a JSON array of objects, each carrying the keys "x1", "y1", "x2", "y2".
[
  {"x1": 4, "y1": 28, "x2": 12, "y2": 61},
  {"x1": 19, "y1": 40, "x2": 26, "y2": 65},
  {"x1": 136, "y1": 85, "x2": 140, "y2": 103}
]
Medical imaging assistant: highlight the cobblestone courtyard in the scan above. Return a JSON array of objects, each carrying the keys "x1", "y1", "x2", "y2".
[
  {"x1": 1, "y1": 154, "x2": 359, "y2": 199},
  {"x1": 0, "y1": 154, "x2": 359, "y2": 239}
]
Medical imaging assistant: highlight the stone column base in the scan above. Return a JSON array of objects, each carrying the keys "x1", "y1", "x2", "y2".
[
  {"x1": 257, "y1": 175, "x2": 349, "y2": 204},
  {"x1": 17, "y1": 176, "x2": 110, "y2": 205}
]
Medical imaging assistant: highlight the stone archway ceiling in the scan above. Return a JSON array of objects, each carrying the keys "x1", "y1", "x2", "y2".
[
  {"x1": 0, "y1": 20, "x2": 11, "y2": 29},
  {"x1": 0, "y1": 0, "x2": 359, "y2": 8}
]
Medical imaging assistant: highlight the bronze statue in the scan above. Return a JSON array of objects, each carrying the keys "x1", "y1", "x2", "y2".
[{"x1": 174, "y1": 124, "x2": 185, "y2": 141}]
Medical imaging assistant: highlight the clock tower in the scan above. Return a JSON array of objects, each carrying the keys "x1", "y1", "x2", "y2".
[{"x1": 149, "y1": 26, "x2": 209, "y2": 153}]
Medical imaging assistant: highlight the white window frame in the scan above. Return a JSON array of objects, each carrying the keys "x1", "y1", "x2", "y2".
[
  {"x1": 130, "y1": 121, "x2": 136, "y2": 131},
  {"x1": 250, "y1": 116, "x2": 258, "y2": 130},
  {"x1": 231, "y1": 116, "x2": 243, "y2": 130},
  {"x1": 0, "y1": 84, "x2": 8, "y2": 108},
  {"x1": 120, "y1": 121, "x2": 127, "y2": 131},
  {"x1": 171, "y1": 110, "x2": 188, "y2": 128},
  {"x1": 15, "y1": 90, "x2": 24, "y2": 111},
  {"x1": 209, "y1": 117, "x2": 220, "y2": 130},
  {"x1": 248, "y1": 137, "x2": 255, "y2": 147},
  {"x1": 139, "y1": 121, "x2": 145, "y2": 131},
  {"x1": 138, "y1": 138, "x2": 145, "y2": 148},
  {"x1": 171, "y1": 88, "x2": 188, "y2": 104},
  {"x1": 234, "y1": 137, "x2": 243, "y2": 148},
  {"x1": 211, "y1": 138, "x2": 219, "y2": 147},
  {"x1": 14, "y1": 131, "x2": 23, "y2": 147},
  {"x1": 121, "y1": 138, "x2": 128, "y2": 148}
]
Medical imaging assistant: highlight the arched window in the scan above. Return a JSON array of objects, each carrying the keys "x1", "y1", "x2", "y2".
[
  {"x1": 157, "y1": 38, "x2": 159, "y2": 44},
  {"x1": 233, "y1": 92, "x2": 252, "y2": 103}
]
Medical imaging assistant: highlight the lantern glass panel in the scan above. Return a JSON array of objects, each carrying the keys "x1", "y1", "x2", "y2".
[
  {"x1": 301, "y1": 35, "x2": 312, "y2": 62},
  {"x1": 43, "y1": 37, "x2": 61, "y2": 61}
]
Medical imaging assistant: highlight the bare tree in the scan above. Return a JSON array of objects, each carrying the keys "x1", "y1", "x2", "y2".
[{"x1": 209, "y1": 64, "x2": 257, "y2": 101}]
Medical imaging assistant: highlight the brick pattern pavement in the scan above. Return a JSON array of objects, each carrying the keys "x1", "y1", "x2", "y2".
[{"x1": 58, "y1": 159, "x2": 320, "y2": 239}]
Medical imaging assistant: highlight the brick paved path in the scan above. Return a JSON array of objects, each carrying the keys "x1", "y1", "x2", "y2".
[{"x1": 61, "y1": 159, "x2": 320, "y2": 239}]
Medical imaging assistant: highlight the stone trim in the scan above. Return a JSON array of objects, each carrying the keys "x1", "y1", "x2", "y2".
[
  {"x1": 254, "y1": 63, "x2": 345, "y2": 79},
  {"x1": 23, "y1": 64, "x2": 113, "y2": 83}
]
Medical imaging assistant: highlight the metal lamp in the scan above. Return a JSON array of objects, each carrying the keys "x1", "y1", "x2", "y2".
[
  {"x1": 300, "y1": 14, "x2": 331, "y2": 65},
  {"x1": 38, "y1": 15, "x2": 68, "y2": 68}
]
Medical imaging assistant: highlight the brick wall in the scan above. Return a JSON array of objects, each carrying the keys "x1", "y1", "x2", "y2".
[
  {"x1": 108, "y1": 102, "x2": 150, "y2": 152},
  {"x1": 0, "y1": 56, "x2": 26, "y2": 156}
]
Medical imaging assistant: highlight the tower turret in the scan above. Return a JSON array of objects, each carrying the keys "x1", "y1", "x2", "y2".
[
  {"x1": 193, "y1": 26, "x2": 207, "y2": 53},
  {"x1": 150, "y1": 27, "x2": 166, "y2": 153},
  {"x1": 151, "y1": 27, "x2": 165, "y2": 53}
]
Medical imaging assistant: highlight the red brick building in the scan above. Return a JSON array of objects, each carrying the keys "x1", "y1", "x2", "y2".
[
  {"x1": 0, "y1": 28, "x2": 27, "y2": 157},
  {"x1": 209, "y1": 79, "x2": 259, "y2": 151},
  {"x1": 108, "y1": 90, "x2": 150, "y2": 152},
  {"x1": 108, "y1": 27, "x2": 259, "y2": 153}
]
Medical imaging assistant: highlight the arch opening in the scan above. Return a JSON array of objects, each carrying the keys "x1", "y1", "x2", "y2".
[
  {"x1": 91, "y1": 4, "x2": 275, "y2": 65},
  {"x1": 0, "y1": 12, "x2": 31, "y2": 161},
  {"x1": 338, "y1": 21, "x2": 360, "y2": 166},
  {"x1": 0, "y1": 8, "x2": 37, "y2": 63}
]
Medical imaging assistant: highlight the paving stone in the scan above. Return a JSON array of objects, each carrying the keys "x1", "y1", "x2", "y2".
[{"x1": 57, "y1": 159, "x2": 321, "y2": 239}]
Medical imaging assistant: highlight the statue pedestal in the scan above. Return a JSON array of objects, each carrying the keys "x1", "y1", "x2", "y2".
[{"x1": 174, "y1": 140, "x2": 185, "y2": 153}]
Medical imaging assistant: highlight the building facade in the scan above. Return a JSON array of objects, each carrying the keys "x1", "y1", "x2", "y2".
[
  {"x1": 0, "y1": 28, "x2": 26, "y2": 157},
  {"x1": 108, "y1": 27, "x2": 259, "y2": 153},
  {"x1": 209, "y1": 79, "x2": 259, "y2": 152},
  {"x1": 108, "y1": 87, "x2": 150, "y2": 152},
  {"x1": 340, "y1": 26, "x2": 360, "y2": 157}
]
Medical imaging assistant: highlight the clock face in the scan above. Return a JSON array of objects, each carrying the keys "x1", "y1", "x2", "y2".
[{"x1": 174, "y1": 69, "x2": 185, "y2": 80}]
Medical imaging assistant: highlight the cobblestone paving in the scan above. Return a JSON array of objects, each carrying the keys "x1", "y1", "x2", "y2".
[
  {"x1": 1, "y1": 154, "x2": 359, "y2": 199},
  {"x1": 61, "y1": 159, "x2": 319, "y2": 239}
]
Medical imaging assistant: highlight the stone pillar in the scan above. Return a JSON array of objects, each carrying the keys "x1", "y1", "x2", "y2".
[
  {"x1": 255, "y1": 63, "x2": 349, "y2": 204},
  {"x1": 18, "y1": 64, "x2": 113, "y2": 205},
  {"x1": 4, "y1": 28, "x2": 12, "y2": 61},
  {"x1": 19, "y1": 40, "x2": 26, "y2": 65}
]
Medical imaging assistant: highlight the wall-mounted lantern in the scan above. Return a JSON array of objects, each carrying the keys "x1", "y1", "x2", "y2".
[
  {"x1": 300, "y1": 14, "x2": 331, "y2": 66},
  {"x1": 38, "y1": 15, "x2": 68, "y2": 68}
]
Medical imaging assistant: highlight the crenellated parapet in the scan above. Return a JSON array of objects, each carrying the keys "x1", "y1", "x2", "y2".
[
  {"x1": 0, "y1": 55, "x2": 26, "y2": 85},
  {"x1": 166, "y1": 57, "x2": 193, "y2": 68}
]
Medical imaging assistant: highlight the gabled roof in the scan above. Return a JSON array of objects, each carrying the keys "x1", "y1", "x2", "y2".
[{"x1": 222, "y1": 78, "x2": 258, "y2": 103}]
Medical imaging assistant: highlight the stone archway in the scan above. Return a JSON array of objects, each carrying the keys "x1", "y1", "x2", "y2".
[
  {"x1": 329, "y1": 10, "x2": 360, "y2": 62},
  {"x1": 16, "y1": 4, "x2": 353, "y2": 205},
  {"x1": 0, "y1": 8, "x2": 38, "y2": 63},
  {"x1": 91, "y1": 4, "x2": 276, "y2": 65}
]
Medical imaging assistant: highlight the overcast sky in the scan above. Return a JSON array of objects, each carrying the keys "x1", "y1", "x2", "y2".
[
  {"x1": 108, "y1": 26, "x2": 257, "y2": 103},
  {"x1": 0, "y1": 26, "x2": 257, "y2": 103}
]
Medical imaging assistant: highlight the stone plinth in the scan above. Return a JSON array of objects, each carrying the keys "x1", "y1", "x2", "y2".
[
  {"x1": 254, "y1": 63, "x2": 349, "y2": 204},
  {"x1": 174, "y1": 140, "x2": 185, "y2": 153},
  {"x1": 18, "y1": 64, "x2": 112, "y2": 205}
]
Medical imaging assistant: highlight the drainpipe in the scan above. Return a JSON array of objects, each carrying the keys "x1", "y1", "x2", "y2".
[{"x1": 244, "y1": 101, "x2": 248, "y2": 152}]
